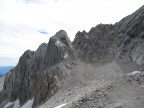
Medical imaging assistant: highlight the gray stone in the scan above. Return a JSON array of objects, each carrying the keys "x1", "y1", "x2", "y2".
[
  {"x1": 72, "y1": 24, "x2": 115, "y2": 63},
  {"x1": 0, "y1": 30, "x2": 77, "y2": 107},
  {"x1": 2, "y1": 5, "x2": 144, "y2": 108}
]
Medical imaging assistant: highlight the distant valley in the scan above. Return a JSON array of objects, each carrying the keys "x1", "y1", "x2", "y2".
[{"x1": 0, "y1": 66, "x2": 13, "y2": 77}]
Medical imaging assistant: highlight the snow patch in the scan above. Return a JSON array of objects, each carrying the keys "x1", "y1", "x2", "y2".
[
  {"x1": 55, "y1": 40, "x2": 63, "y2": 46},
  {"x1": 4, "y1": 98, "x2": 34, "y2": 108},
  {"x1": 13, "y1": 99, "x2": 20, "y2": 108},
  {"x1": 4, "y1": 102, "x2": 13, "y2": 108},
  {"x1": 21, "y1": 98, "x2": 34, "y2": 108},
  {"x1": 55, "y1": 103, "x2": 67, "y2": 108},
  {"x1": 127, "y1": 71, "x2": 141, "y2": 76},
  {"x1": 4, "y1": 99, "x2": 20, "y2": 108}
]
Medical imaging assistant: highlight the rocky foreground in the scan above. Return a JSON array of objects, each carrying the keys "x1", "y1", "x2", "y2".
[{"x1": 1, "y1": 5, "x2": 144, "y2": 108}]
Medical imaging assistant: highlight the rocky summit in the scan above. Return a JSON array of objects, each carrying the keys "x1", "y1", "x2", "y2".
[{"x1": 1, "y1": 5, "x2": 144, "y2": 108}]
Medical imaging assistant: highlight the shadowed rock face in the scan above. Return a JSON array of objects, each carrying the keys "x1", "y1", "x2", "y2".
[
  {"x1": 1, "y1": 5, "x2": 144, "y2": 108},
  {"x1": 73, "y1": 5, "x2": 144, "y2": 66},
  {"x1": 72, "y1": 24, "x2": 116, "y2": 62},
  {"x1": 1, "y1": 30, "x2": 77, "y2": 107},
  {"x1": 115, "y1": 5, "x2": 144, "y2": 65},
  {"x1": 43, "y1": 30, "x2": 77, "y2": 68}
]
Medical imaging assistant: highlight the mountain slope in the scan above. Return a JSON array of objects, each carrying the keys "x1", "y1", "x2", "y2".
[
  {"x1": 115, "y1": 5, "x2": 144, "y2": 66},
  {"x1": 0, "y1": 30, "x2": 77, "y2": 108},
  {"x1": 72, "y1": 24, "x2": 115, "y2": 62},
  {"x1": 1, "y1": 5, "x2": 144, "y2": 108}
]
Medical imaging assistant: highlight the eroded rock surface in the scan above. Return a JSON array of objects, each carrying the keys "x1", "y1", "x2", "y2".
[
  {"x1": 1, "y1": 5, "x2": 144, "y2": 108},
  {"x1": 73, "y1": 24, "x2": 115, "y2": 62},
  {"x1": 0, "y1": 30, "x2": 77, "y2": 108}
]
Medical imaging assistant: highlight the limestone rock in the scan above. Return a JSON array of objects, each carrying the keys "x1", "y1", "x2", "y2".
[
  {"x1": 73, "y1": 24, "x2": 116, "y2": 62},
  {"x1": 0, "y1": 30, "x2": 77, "y2": 107},
  {"x1": 115, "y1": 5, "x2": 144, "y2": 65},
  {"x1": 2, "y1": 5, "x2": 144, "y2": 108}
]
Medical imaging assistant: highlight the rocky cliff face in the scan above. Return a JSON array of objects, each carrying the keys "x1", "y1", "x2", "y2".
[
  {"x1": 0, "y1": 30, "x2": 77, "y2": 107},
  {"x1": 72, "y1": 24, "x2": 116, "y2": 62},
  {"x1": 73, "y1": 5, "x2": 144, "y2": 66},
  {"x1": 1, "y1": 5, "x2": 144, "y2": 108},
  {"x1": 115, "y1": 5, "x2": 144, "y2": 65}
]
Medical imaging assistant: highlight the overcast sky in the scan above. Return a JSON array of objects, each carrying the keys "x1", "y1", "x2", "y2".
[{"x1": 0, "y1": 0, "x2": 143, "y2": 66}]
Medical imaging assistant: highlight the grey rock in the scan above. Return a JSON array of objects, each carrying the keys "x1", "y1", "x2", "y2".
[
  {"x1": 114, "y1": 5, "x2": 144, "y2": 66},
  {"x1": 73, "y1": 5, "x2": 144, "y2": 67},
  {"x1": 2, "y1": 5, "x2": 144, "y2": 108},
  {"x1": 73, "y1": 24, "x2": 116, "y2": 62},
  {"x1": 0, "y1": 30, "x2": 77, "y2": 107}
]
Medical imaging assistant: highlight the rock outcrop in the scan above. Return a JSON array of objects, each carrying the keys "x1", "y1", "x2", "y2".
[
  {"x1": 73, "y1": 5, "x2": 144, "y2": 67},
  {"x1": 115, "y1": 5, "x2": 144, "y2": 65},
  {"x1": 72, "y1": 24, "x2": 116, "y2": 62},
  {"x1": 0, "y1": 30, "x2": 77, "y2": 108}
]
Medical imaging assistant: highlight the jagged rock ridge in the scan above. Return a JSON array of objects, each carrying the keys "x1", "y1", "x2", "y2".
[
  {"x1": 115, "y1": 5, "x2": 144, "y2": 65},
  {"x1": 73, "y1": 5, "x2": 144, "y2": 67},
  {"x1": 1, "y1": 5, "x2": 144, "y2": 108},
  {"x1": 0, "y1": 30, "x2": 77, "y2": 108},
  {"x1": 72, "y1": 24, "x2": 116, "y2": 62}
]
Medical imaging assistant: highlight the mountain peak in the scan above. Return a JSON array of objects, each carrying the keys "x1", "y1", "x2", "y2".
[
  {"x1": 1, "y1": 5, "x2": 144, "y2": 108},
  {"x1": 49, "y1": 30, "x2": 72, "y2": 47},
  {"x1": 55, "y1": 30, "x2": 68, "y2": 38},
  {"x1": 0, "y1": 29, "x2": 77, "y2": 107}
]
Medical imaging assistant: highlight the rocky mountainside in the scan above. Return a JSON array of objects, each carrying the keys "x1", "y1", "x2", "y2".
[
  {"x1": 73, "y1": 5, "x2": 144, "y2": 66},
  {"x1": 1, "y1": 5, "x2": 144, "y2": 108},
  {"x1": 115, "y1": 5, "x2": 144, "y2": 65},
  {"x1": 73, "y1": 24, "x2": 115, "y2": 62},
  {"x1": 0, "y1": 30, "x2": 77, "y2": 108}
]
